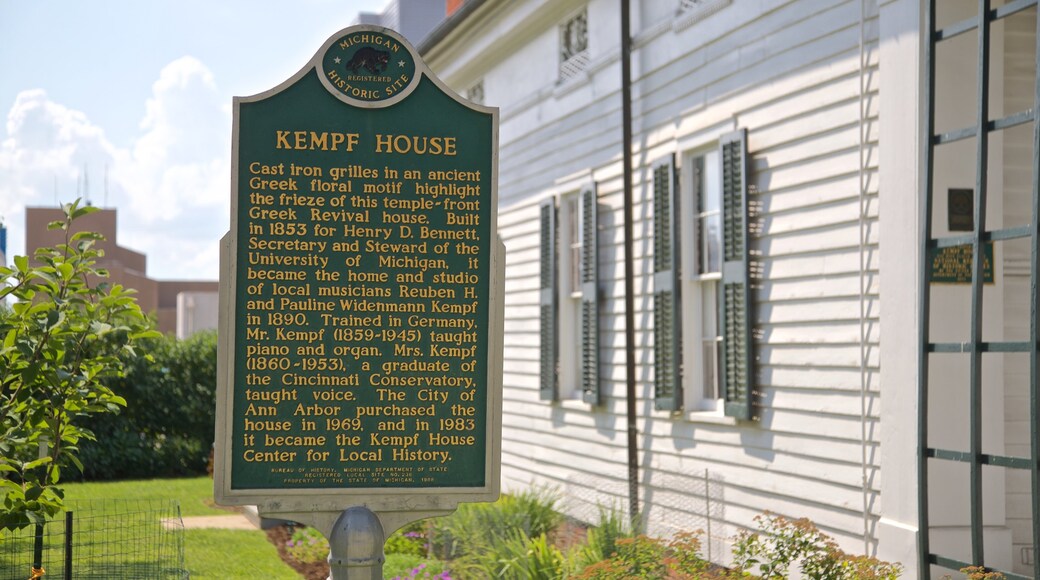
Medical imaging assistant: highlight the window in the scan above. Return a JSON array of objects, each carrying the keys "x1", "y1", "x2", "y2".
[
  {"x1": 683, "y1": 151, "x2": 722, "y2": 412},
  {"x1": 540, "y1": 185, "x2": 599, "y2": 404},
  {"x1": 559, "y1": 9, "x2": 589, "y2": 82},
  {"x1": 652, "y1": 130, "x2": 752, "y2": 419},
  {"x1": 558, "y1": 192, "x2": 583, "y2": 396}
]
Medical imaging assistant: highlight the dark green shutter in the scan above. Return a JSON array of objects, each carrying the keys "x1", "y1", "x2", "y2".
[
  {"x1": 539, "y1": 199, "x2": 558, "y2": 401},
  {"x1": 719, "y1": 129, "x2": 753, "y2": 420},
  {"x1": 580, "y1": 185, "x2": 600, "y2": 405},
  {"x1": 652, "y1": 156, "x2": 682, "y2": 411}
]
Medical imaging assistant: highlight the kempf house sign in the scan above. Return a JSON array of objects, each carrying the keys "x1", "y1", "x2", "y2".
[{"x1": 213, "y1": 25, "x2": 503, "y2": 556}]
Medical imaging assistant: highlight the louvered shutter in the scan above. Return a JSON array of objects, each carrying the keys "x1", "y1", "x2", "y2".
[
  {"x1": 652, "y1": 156, "x2": 682, "y2": 411},
  {"x1": 580, "y1": 185, "x2": 600, "y2": 405},
  {"x1": 719, "y1": 129, "x2": 753, "y2": 420},
  {"x1": 539, "y1": 199, "x2": 558, "y2": 401}
]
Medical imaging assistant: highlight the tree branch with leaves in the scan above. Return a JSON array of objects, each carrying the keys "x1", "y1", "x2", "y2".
[{"x1": 0, "y1": 200, "x2": 160, "y2": 532}]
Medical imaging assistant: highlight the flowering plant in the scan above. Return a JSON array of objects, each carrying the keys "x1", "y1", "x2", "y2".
[{"x1": 285, "y1": 526, "x2": 329, "y2": 564}]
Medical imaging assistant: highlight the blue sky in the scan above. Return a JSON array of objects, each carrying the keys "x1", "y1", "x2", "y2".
[{"x1": 0, "y1": 0, "x2": 390, "y2": 279}]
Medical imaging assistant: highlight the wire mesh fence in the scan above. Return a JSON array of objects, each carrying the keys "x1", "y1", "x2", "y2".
[{"x1": 0, "y1": 499, "x2": 187, "y2": 580}]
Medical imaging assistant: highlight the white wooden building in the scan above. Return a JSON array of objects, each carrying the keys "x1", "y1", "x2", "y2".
[{"x1": 418, "y1": 1, "x2": 1040, "y2": 577}]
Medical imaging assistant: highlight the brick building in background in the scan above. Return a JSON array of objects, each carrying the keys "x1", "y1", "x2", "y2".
[{"x1": 25, "y1": 206, "x2": 217, "y2": 337}]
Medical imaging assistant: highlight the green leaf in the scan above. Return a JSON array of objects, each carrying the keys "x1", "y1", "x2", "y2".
[
  {"x1": 70, "y1": 204, "x2": 99, "y2": 220},
  {"x1": 70, "y1": 231, "x2": 103, "y2": 242},
  {"x1": 23, "y1": 484, "x2": 44, "y2": 502},
  {"x1": 22, "y1": 457, "x2": 52, "y2": 472},
  {"x1": 13, "y1": 255, "x2": 27, "y2": 273},
  {"x1": 66, "y1": 454, "x2": 84, "y2": 474},
  {"x1": 56, "y1": 262, "x2": 74, "y2": 281},
  {"x1": 20, "y1": 365, "x2": 38, "y2": 385}
]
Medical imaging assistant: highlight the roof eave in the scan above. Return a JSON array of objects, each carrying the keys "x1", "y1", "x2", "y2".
[{"x1": 417, "y1": 0, "x2": 489, "y2": 55}]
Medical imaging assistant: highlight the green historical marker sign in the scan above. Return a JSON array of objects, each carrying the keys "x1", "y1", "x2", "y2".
[
  {"x1": 215, "y1": 26, "x2": 502, "y2": 515},
  {"x1": 930, "y1": 242, "x2": 994, "y2": 284}
]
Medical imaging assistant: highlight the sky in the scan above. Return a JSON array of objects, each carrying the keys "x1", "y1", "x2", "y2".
[{"x1": 0, "y1": 0, "x2": 392, "y2": 280}]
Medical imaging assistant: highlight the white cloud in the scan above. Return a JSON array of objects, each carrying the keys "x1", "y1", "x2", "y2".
[
  {"x1": 119, "y1": 56, "x2": 230, "y2": 223},
  {"x1": 0, "y1": 57, "x2": 230, "y2": 280}
]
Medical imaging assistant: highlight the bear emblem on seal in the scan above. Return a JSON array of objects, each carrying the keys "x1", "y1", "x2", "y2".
[{"x1": 345, "y1": 47, "x2": 390, "y2": 74}]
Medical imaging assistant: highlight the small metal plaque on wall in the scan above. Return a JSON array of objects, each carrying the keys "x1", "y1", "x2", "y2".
[{"x1": 948, "y1": 188, "x2": 974, "y2": 232}]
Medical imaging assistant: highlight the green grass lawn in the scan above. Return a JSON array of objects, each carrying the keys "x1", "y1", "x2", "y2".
[
  {"x1": 184, "y1": 529, "x2": 300, "y2": 579},
  {"x1": 62, "y1": 475, "x2": 231, "y2": 517},
  {"x1": 58, "y1": 476, "x2": 300, "y2": 579}
]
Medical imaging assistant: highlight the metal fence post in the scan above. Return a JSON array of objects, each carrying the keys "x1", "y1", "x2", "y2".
[
  {"x1": 64, "y1": 511, "x2": 73, "y2": 580},
  {"x1": 32, "y1": 523, "x2": 44, "y2": 579}
]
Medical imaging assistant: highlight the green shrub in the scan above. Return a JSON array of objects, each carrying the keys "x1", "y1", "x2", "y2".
[
  {"x1": 385, "y1": 554, "x2": 450, "y2": 579},
  {"x1": 576, "y1": 505, "x2": 636, "y2": 570},
  {"x1": 731, "y1": 512, "x2": 901, "y2": 580},
  {"x1": 427, "y1": 488, "x2": 568, "y2": 579},
  {"x1": 576, "y1": 532, "x2": 718, "y2": 580},
  {"x1": 78, "y1": 330, "x2": 217, "y2": 479},
  {"x1": 285, "y1": 525, "x2": 329, "y2": 564},
  {"x1": 957, "y1": 566, "x2": 1006, "y2": 579},
  {"x1": 432, "y1": 487, "x2": 562, "y2": 561},
  {"x1": 454, "y1": 529, "x2": 569, "y2": 580},
  {"x1": 386, "y1": 523, "x2": 427, "y2": 557}
]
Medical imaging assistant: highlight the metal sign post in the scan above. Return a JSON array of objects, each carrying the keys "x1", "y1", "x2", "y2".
[{"x1": 214, "y1": 25, "x2": 503, "y2": 578}]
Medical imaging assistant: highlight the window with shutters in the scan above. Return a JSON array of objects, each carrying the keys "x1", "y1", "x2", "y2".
[
  {"x1": 653, "y1": 130, "x2": 752, "y2": 419},
  {"x1": 681, "y1": 150, "x2": 723, "y2": 412},
  {"x1": 539, "y1": 185, "x2": 600, "y2": 404},
  {"x1": 557, "y1": 192, "x2": 583, "y2": 398}
]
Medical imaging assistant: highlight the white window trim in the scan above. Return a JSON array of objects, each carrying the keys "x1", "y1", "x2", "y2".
[
  {"x1": 556, "y1": 190, "x2": 586, "y2": 401},
  {"x1": 679, "y1": 145, "x2": 726, "y2": 417}
]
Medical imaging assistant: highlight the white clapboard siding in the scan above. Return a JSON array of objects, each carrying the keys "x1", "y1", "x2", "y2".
[
  {"x1": 424, "y1": 0, "x2": 883, "y2": 561},
  {"x1": 1002, "y1": 9, "x2": 1036, "y2": 576}
]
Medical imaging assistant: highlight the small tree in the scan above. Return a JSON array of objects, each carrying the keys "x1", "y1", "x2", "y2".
[{"x1": 0, "y1": 200, "x2": 159, "y2": 531}]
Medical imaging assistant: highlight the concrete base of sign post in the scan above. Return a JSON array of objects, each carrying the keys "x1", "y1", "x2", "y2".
[{"x1": 259, "y1": 506, "x2": 454, "y2": 579}]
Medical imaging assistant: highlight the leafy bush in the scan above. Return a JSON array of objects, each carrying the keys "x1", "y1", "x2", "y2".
[
  {"x1": 386, "y1": 555, "x2": 450, "y2": 580},
  {"x1": 285, "y1": 525, "x2": 329, "y2": 564},
  {"x1": 428, "y1": 488, "x2": 568, "y2": 579},
  {"x1": 454, "y1": 528, "x2": 568, "y2": 580},
  {"x1": 386, "y1": 522, "x2": 428, "y2": 557},
  {"x1": 956, "y1": 566, "x2": 1006, "y2": 580},
  {"x1": 432, "y1": 487, "x2": 562, "y2": 561},
  {"x1": 576, "y1": 505, "x2": 636, "y2": 570},
  {"x1": 78, "y1": 329, "x2": 217, "y2": 479},
  {"x1": 731, "y1": 512, "x2": 901, "y2": 580},
  {"x1": 576, "y1": 532, "x2": 722, "y2": 580},
  {"x1": 0, "y1": 201, "x2": 158, "y2": 531}
]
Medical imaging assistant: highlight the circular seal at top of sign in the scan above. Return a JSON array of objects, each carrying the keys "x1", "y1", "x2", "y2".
[{"x1": 318, "y1": 27, "x2": 420, "y2": 108}]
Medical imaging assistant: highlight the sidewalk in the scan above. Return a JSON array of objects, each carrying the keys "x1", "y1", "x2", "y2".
[
  {"x1": 165, "y1": 505, "x2": 284, "y2": 530},
  {"x1": 176, "y1": 514, "x2": 256, "y2": 530}
]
